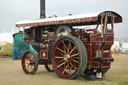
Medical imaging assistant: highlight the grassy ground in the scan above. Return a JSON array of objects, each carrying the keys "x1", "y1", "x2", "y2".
[{"x1": 0, "y1": 54, "x2": 128, "y2": 85}]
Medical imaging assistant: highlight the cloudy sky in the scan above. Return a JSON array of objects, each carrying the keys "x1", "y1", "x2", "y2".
[{"x1": 0, "y1": 0, "x2": 127, "y2": 38}]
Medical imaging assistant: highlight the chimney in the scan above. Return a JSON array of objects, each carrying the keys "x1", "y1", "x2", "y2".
[{"x1": 40, "y1": 0, "x2": 46, "y2": 19}]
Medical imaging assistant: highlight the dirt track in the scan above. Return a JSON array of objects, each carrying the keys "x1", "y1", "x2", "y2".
[{"x1": 0, "y1": 54, "x2": 128, "y2": 85}]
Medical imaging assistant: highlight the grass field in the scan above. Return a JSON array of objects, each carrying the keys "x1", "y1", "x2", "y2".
[{"x1": 0, "y1": 54, "x2": 128, "y2": 85}]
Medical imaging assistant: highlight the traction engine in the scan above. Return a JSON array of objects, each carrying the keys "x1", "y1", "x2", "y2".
[
  {"x1": 16, "y1": 0, "x2": 122, "y2": 80},
  {"x1": 16, "y1": 11, "x2": 122, "y2": 79}
]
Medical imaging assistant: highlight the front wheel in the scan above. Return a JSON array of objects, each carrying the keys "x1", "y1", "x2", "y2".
[
  {"x1": 52, "y1": 36, "x2": 88, "y2": 79},
  {"x1": 22, "y1": 51, "x2": 38, "y2": 74}
]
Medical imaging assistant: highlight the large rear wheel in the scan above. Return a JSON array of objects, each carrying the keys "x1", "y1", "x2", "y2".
[
  {"x1": 22, "y1": 51, "x2": 38, "y2": 74},
  {"x1": 52, "y1": 36, "x2": 88, "y2": 79}
]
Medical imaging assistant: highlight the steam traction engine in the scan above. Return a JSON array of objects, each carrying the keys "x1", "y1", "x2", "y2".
[{"x1": 16, "y1": 11, "x2": 122, "y2": 79}]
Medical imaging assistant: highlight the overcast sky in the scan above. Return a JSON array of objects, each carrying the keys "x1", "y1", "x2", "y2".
[{"x1": 0, "y1": 0, "x2": 127, "y2": 38}]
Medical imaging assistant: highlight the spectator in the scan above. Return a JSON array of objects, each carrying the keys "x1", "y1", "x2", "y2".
[
  {"x1": 13, "y1": 46, "x2": 20, "y2": 60},
  {"x1": 113, "y1": 45, "x2": 119, "y2": 60},
  {"x1": 126, "y1": 50, "x2": 128, "y2": 55}
]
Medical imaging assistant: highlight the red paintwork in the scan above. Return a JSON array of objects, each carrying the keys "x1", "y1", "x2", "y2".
[
  {"x1": 73, "y1": 28, "x2": 114, "y2": 71},
  {"x1": 39, "y1": 51, "x2": 48, "y2": 59}
]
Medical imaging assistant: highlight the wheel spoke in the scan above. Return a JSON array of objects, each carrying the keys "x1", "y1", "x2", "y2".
[
  {"x1": 29, "y1": 65, "x2": 33, "y2": 72},
  {"x1": 55, "y1": 56, "x2": 64, "y2": 59},
  {"x1": 74, "y1": 57, "x2": 79, "y2": 59},
  {"x1": 57, "y1": 47, "x2": 66, "y2": 54},
  {"x1": 59, "y1": 52, "x2": 64, "y2": 56},
  {"x1": 70, "y1": 62, "x2": 76, "y2": 70},
  {"x1": 62, "y1": 65, "x2": 68, "y2": 74},
  {"x1": 62, "y1": 41, "x2": 68, "y2": 52},
  {"x1": 60, "y1": 59, "x2": 64, "y2": 63},
  {"x1": 72, "y1": 60, "x2": 79, "y2": 63},
  {"x1": 28, "y1": 65, "x2": 30, "y2": 72},
  {"x1": 67, "y1": 41, "x2": 71, "y2": 53},
  {"x1": 71, "y1": 53, "x2": 79, "y2": 57},
  {"x1": 69, "y1": 47, "x2": 76, "y2": 55},
  {"x1": 63, "y1": 46, "x2": 66, "y2": 53},
  {"x1": 29, "y1": 59, "x2": 35, "y2": 64},
  {"x1": 27, "y1": 64, "x2": 29, "y2": 71},
  {"x1": 29, "y1": 65, "x2": 31, "y2": 72},
  {"x1": 25, "y1": 59, "x2": 29, "y2": 64},
  {"x1": 64, "y1": 62, "x2": 66, "y2": 69},
  {"x1": 62, "y1": 41, "x2": 68, "y2": 49},
  {"x1": 25, "y1": 60, "x2": 28, "y2": 64},
  {"x1": 57, "y1": 62, "x2": 66, "y2": 68},
  {"x1": 26, "y1": 59, "x2": 34, "y2": 64}
]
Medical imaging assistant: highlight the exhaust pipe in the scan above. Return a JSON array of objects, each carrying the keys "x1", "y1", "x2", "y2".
[{"x1": 40, "y1": 0, "x2": 46, "y2": 19}]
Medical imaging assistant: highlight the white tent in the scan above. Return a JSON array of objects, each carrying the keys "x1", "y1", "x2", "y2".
[{"x1": 0, "y1": 30, "x2": 15, "y2": 43}]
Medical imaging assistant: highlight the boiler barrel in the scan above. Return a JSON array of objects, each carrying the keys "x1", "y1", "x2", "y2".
[{"x1": 30, "y1": 42, "x2": 40, "y2": 52}]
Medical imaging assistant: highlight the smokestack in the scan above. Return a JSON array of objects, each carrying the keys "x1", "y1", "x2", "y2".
[{"x1": 40, "y1": 0, "x2": 46, "y2": 19}]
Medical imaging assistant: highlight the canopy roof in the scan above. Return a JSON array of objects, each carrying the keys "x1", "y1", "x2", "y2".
[{"x1": 16, "y1": 11, "x2": 122, "y2": 28}]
